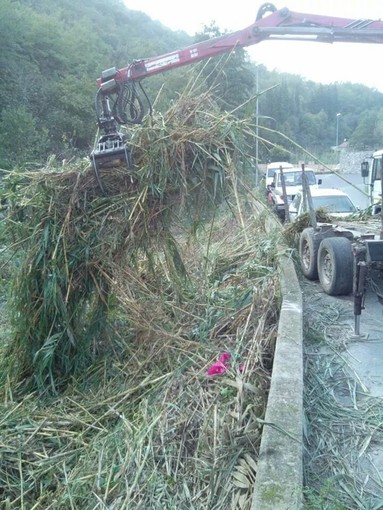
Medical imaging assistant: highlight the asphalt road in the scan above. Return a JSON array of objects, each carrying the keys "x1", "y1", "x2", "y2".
[
  {"x1": 301, "y1": 274, "x2": 383, "y2": 503},
  {"x1": 344, "y1": 287, "x2": 383, "y2": 398}
]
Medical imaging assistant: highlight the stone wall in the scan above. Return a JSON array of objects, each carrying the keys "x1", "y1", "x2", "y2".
[{"x1": 338, "y1": 149, "x2": 373, "y2": 174}]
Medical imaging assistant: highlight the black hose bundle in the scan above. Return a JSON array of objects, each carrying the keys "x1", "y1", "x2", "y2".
[{"x1": 95, "y1": 79, "x2": 152, "y2": 128}]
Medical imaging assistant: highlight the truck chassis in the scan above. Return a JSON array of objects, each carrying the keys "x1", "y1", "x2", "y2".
[{"x1": 299, "y1": 222, "x2": 383, "y2": 335}]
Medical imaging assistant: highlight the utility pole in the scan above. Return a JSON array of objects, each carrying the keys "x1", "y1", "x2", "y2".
[{"x1": 336, "y1": 112, "x2": 341, "y2": 147}]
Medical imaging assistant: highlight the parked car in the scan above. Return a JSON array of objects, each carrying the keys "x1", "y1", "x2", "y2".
[
  {"x1": 265, "y1": 161, "x2": 293, "y2": 187},
  {"x1": 289, "y1": 187, "x2": 358, "y2": 221}
]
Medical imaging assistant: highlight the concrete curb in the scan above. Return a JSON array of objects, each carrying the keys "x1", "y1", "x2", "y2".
[{"x1": 252, "y1": 223, "x2": 303, "y2": 509}]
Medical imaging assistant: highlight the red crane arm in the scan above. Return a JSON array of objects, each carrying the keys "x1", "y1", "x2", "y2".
[{"x1": 97, "y1": 6, "x2": 383, "y2": 88}]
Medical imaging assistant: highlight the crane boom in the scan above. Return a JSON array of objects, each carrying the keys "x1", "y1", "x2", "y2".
[
  {"x1": 98, "y1": 7, "x2": 383, "y2": 87},
  {"x1": 91, "y1": 3, "x2": 383, "y2": 190}
]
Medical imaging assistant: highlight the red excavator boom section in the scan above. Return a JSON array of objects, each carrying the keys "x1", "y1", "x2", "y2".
[{"x1": 97, "y1": 7, "x2": 383, "y2": 86}]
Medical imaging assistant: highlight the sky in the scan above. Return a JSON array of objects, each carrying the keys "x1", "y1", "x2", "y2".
[{"x1": 123, "y1": 0, "x2": 383, "y2": 92}]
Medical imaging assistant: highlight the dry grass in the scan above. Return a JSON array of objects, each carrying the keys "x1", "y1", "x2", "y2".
[
  {"x1": 0, "y1": 91, "x2": 282, "y2": 508},
  {"x1": 0, "y1": 90, "x2": 257, "y2": 393},
  {"x1": 302, "y1": 282, "x2": 383, "y2": 509},
  {"x1": 282, "y1": 209, "x2": 334, "y2": 247},
  {"x1": 0, "y1": 209, "x2": 281, "y2": 509}
]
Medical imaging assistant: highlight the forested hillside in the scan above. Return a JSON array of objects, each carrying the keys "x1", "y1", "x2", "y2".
[{"x1": 2, "y1": 0, "x2": 383, "y2": 169}]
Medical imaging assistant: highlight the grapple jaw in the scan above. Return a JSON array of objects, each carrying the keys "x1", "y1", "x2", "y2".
[{"x1": 90, "y1": 132, "x2": 132, "y2": 192}]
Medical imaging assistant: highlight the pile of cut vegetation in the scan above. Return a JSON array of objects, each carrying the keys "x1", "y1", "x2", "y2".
[{"x1": 0, "y1": 91, "x2": 282, "y2": 509}]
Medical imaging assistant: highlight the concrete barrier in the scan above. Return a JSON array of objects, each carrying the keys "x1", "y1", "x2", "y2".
[{"x1": 252, "y1": 224, "x2": 303, "y2": 509}]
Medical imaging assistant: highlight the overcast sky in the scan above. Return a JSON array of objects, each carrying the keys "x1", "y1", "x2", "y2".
[{"x1": 123, "y1": 0, "x2": 383, "y2": 92}]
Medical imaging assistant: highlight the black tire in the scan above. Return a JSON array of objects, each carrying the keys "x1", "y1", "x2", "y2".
[
  {"x1": 317, "y1": 237, "x2": 353, "y2": 296},
  {"x1": 299, "y1": 228, "x2": 321, "y2": 280}
]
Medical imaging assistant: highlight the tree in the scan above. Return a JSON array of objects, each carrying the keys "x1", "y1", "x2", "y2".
[
  {"x1": 373, "y1": 108, "x2": 383, "y2": 145},
  {"x1": 0, "y1": 107, "x2": 49, "y2": 168},
  {"x1": 348, "y1": 111, "x2": 379, "y2": 150}
]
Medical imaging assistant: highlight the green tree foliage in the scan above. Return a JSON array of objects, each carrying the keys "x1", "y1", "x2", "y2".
[
  {"x1": 373, "y1": 108, "x2": 383, "y2": 146},
  {"x1": 0, "y1": 107, "x2": 49, "y2": 167},
  {"x1": 348, "y1": 110, "x2": 380, "y2": 150},
  {"x1": 256, "y1": 69, "x2": 383, "y2": 161},
  {"x1": 0, "y1": 0, "x2": 191, "y2": 167}
]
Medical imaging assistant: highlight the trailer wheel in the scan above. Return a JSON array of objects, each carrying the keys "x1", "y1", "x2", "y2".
[
  {"x1": 317, "y1": 237, "x2": 353, "y2": 296},
  {"x1": 299, "y1": 228, "x2": 321, "y2": 280}
]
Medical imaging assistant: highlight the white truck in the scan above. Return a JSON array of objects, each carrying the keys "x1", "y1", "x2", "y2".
[
  {"x1": 268, "y1": 166, "x2": 321, "y2": 220},
  {"x1": 265, "y1": 161, "x2": 293, "y2": 187},
  {"x1": 361, "y1": 150, "x2": 383, "y2": 214}
]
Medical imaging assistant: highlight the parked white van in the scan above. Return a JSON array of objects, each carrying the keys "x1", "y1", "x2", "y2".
[
  {"x1": 268, "y1": 166, "x2": 321, "y2": 219},
  {"x1": 265, "y1": 161, "x2": 293, "y2": 187}
]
